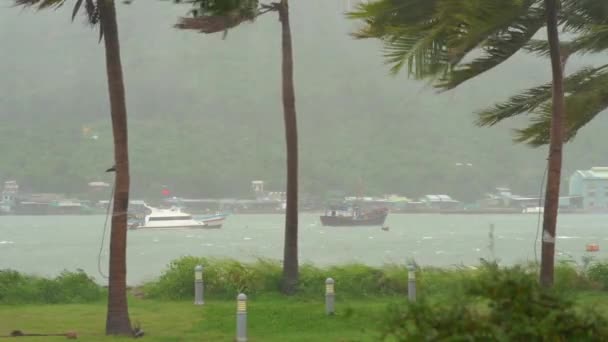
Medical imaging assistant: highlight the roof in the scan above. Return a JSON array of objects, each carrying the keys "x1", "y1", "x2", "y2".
[
  {"x1": 422, "y1": 194, "x2": 459, "y2": 202},
  {"x1": 573, "y1": 167, "x2": 608, "y2": 180},
  {"x1": 384, "y1": 195, "x2": 411, "y2": 203}
]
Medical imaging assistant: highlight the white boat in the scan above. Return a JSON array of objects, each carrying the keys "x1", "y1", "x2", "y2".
[
  {"x1": 522, "y1": 206, "x2": 544, "y2": 214},
  {"x1": 130, "y1": 205, "x2": 207, "y2": 229},
  {"x1": 196, "y1": 213, "x2": 228, "y2": 229}
]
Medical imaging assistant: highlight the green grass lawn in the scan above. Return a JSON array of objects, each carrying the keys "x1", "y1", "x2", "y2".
[
  {"x1": 3, "y1": 292, "x2": 608, "y2": 341},
  {"x1": 0, "y1": 296, "x2": 398, "y2": 341}
]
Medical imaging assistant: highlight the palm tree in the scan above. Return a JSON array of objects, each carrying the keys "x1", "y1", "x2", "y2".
[
  {"x1": 14, "y1": 0, "x2": 133, "y2": 334},
  {"x1": 174, "y1": 0, "x2": 300, "y2": 294},
  {"x1": 539, "y1": 0, "x2": 565, "y2": 288},
  {"x1": 348, "y1": 0, "x2": 603, "y2": 287}
]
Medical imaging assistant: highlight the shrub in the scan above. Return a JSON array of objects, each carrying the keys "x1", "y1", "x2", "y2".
[
  {"x1": 145, "y1": 257, "x2": 415, "y2": 300},
  {"x1": 0, "y1": 269, "x2": 104, "y2": 304},
  {"x1": 587, "y1": 261, "x2": 608, "y2": 290},
  {"x1": 143, "y1": 257, "x2": 283, "y2": 300},
  {"x1": 416, "y1": 266, "x2": 474, "y2": 302},
  {"x1": 381, "y1": 262, "x2": 608, "y2": 341},
  {"x1": 554, "y1": 261, "x2": 597, "y2": 291}
]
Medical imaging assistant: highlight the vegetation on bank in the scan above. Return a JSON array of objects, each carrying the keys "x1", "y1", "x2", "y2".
[
  {"x1": 5, "y1": 258, "x2": 608, "y2": 340},
  {"x1": 4, "y1": 258, "x2": 608, "y2": 340},
  {"x1": 0, "y1": 269, "x2": 104, "y2": 305},
  {"x1": 3, "y1": 257, "x2": 608, "y2": 304},
  {"x1": 382, "y1": 262, "x2": 608, "y2": 341}
]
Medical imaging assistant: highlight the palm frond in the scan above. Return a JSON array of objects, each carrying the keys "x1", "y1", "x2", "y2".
[
  {"x1": 515, "y1": 66, "x2": 608, "y2": 146},
  {"x1": 525, "y1": 24, "x2": 608, "y2": 58},
  {"x1": 524, "y1": 39, "x2": 572, "y2": 57},
  {"x1": 349, "y1": 0, "x2": 438, "y2": 39},
  {"x1": 14, "y1": 0, "x2": 101, "y2": 28},
  {"x1": 476, "y1": 83, "x2": 553, "y2": 127},
  {"x1": 437, "y1": 5, "x2": 545, "y2": 90},
  {"x1": 349, "y1": 0, "x2": 446, "y2": 78},
  {"x1": 523, "y1": 0, "x2": 608, "y2": 58},
  {"x1": 174, "y1": 0, "x2": 264, "y2": 36},
  {"x1": 477, "y1": 65, "x2": 608, "y2": 128},
  {"x1": 513, "y1": 83, "x2": 608, "y2": 146},
  {"x1": 175, "y1": 14, "x2": 250, "y2": 34},
  {"x1": 482, "y1": 65, "x2": 608, "y2": 146},
  {"x1": 349, "y1": 0, "x2": 546, "y2": 90},
  {"x1": 571, "y1": 24, "x2": 608, "y2": 54},
  {"x1": 14, "y1": 0, "x2": 66, "y2": 9},
  {"x1": 561, "y1": 0, "x2": 608, "y2": 33},
  {"x1": 381, "y1": 25, "x2": 450, "y2": 78}
]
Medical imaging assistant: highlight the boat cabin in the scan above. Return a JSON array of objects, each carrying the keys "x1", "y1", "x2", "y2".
[
  {"x1": 325, "y1": 206, "x2": 363, "y2": 217},
  {"x1": 148, "y1": 214, "x2": 193, "y2": 221}
]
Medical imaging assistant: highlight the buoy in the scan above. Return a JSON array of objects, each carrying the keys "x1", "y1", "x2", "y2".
[{"x1": 586, "y1": 243, "x2": 600, "y2": 252}]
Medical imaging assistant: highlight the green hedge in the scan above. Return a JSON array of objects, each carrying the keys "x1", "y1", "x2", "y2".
[
  {"x1": 0, "y1": 269, "x2": 104, "y2": 304},
  {"x1": 141, "y1": 257, "x2": 601, "y2": 300},
  {"x1": 2, "y1": 257, "x2": 606, "y2": 304}
]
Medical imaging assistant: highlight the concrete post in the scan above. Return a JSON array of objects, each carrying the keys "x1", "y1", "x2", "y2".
[
  {"x1": 408, "y1": 264, "x2": 416, "y2": 303},
  {"x1": 236, "y1": 293, "x2": 247, "y2": 342},
  {"x1": 194, "y1": 265, "x2": 204, "y2": 305},
  {"x1": 325, "y1": 278, "x2": 335, "y2": 315}
]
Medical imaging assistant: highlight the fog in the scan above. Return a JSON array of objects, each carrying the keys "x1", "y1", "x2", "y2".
[{"x1": 1, "y1": 0, "x2": 607, "y2": 202}]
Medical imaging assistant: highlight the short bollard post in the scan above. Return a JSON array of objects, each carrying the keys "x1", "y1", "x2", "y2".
[
  {"x1": 194, "y1": 265, "x2": 204, "y2": 305},
  {"x1": 325, "y1": 278, "x2": 335, "y2": 315},
  {"x1": 236, "y1": 293, "x2": 247, "y2": 342},
  {"x1": 408, "y1": 264, "x2": 416, "y2": 303}
]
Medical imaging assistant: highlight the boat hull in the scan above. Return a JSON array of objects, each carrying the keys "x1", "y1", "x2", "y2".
[
  {"x1": 320, "y1": 213, "x2": 388, "y2": 227},
  {"x1": 131, "y1": 221, "x2": 207, "y2": 230},
  {"x1": 200, "y1": 218, "x2": 224, "y2": 229},
  {"x1": 195, "y1": 214, "x2": 227, "y2": 229}
]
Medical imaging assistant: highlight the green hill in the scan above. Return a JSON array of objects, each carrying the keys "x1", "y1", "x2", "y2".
[{"x1": 1, "y1": 0, "x2": 607, "y2": 200}]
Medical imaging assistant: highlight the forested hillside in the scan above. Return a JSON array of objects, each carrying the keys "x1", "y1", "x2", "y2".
[{"x1": 1, "y1": 0, "x2": 607, "y2": 199}]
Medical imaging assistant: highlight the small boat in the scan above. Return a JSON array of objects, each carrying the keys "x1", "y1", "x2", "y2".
[
  {"x1": 320, "y1": 206, "x2": 388, "y2": 227},
  {"x1": 586, "y1": 243, "x2": 600, "y2": 252},
  {"x1": 196, "y1": 212, "x2": 228, "y2": 229},
  {"x1": 522, "y1": 206, "x2": 544, "y2": 214},
  {"x1": 130, "y1": 204, "x2": 207, "y2": 229}
]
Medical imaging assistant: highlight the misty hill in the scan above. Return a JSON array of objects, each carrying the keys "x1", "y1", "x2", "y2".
[{"x1": 1, "y1": 0, "x2": 607, "y2": 200}]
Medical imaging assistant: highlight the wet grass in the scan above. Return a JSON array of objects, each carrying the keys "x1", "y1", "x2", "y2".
[
  {"x1": 0, "y1": 295, "x2": 396, "y2": 341},
  {"x1": 3, "y1": 292, "x2": 608, "y2": 341}
]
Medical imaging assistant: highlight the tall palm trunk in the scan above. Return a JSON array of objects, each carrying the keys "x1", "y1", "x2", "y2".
[
  {"x1": 278, "y1": 0, "x2": 299, "y2": 295},
  {"x1": 99, "y1": 0, "x2": 132, "y2": 334},
  {"x1": 539, "y1": 0, "x2": 566, "y2": 288}
]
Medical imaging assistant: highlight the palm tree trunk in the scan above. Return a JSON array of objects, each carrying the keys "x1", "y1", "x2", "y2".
[
  {"x1": 539, "y1": 0, "x2": 566, "y2": 288},
  {"x1": 99, "y1": 0, "x2": 132, "y2": 334},
  {"x1": 278, "y1": 0, "x2": 299, "y2": 295}
]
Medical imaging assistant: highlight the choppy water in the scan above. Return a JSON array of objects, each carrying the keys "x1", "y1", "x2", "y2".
[{"x1": 0, "y1": 214, "x2": 606, "y2": 285}]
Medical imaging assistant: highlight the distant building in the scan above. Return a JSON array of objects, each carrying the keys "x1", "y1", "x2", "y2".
[
  {"x1": 251, "y1": 181, "x2": 265, "y2": 196},
  {"x1": 569, "y1": 167, "x2": 608, "y2": 209},
  {"x1": 478, "y1": 187, "x2": 539, "y2": 209},
  {"x1": 420, "y1": 194, "x2": 461, "y2": 210},
  {"x1": 343, "y1": 195, "x2": 412, "y2": 210},
  {"x1": 0, "y1": 180, "x2": 19, "y2": 213}
]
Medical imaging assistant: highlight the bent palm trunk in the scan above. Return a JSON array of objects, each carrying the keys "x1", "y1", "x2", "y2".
[
  {"x1": 278, "y1": 0, "x2": 299, "y2": 295},
  {"x1": 99, "y1": 0, "x2": 133, "y2": 334},
  {"x1": 539, "y1": 0, "x2": 566, "y2": 288}
]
